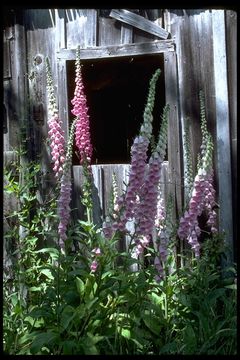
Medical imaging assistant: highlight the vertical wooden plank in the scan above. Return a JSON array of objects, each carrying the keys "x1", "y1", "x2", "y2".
[
  {"x1": 164, "y1": 51, "x2": 183, "y2": 219},
  {"x1": 120, "y1": 23, "x2": 133, "y2": 44},
  {"x1": 98, "y1": 17, "x2": 121, "y2": 46},
  {"x1": 66, "y1": 9, "x2": 97, "y2": 49},
  {"x1": 225, "y1": 10, "x2": 237, "y2": 259},
  {"x1": 57, "y1": 59, "x2": 69, "y2": 140},
  {"x1": 212, "y1": 10, "x2": 233, "y2": 260},
  {"x1": 164, "y1": 49, "x2": 184, "y2": 267},
  {"x1": 55, "y1": 9, "x2": 66, "y2": 52}
]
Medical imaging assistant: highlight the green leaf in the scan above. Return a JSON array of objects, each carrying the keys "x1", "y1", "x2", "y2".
[
  {"x1": 121, "y1": 328, "x2": 131, "y2": 339},
  {"x1": 148, "y1": 291, "x2": 164, "y2": 306},
  {"x1": 35, "y1": 247, "x2": 60, "y2": 260},
  {"x1": 10, "y1": 293, "x2": 18, "y2": 307},
  {"x1": 225, "y1": 284, "x2": 237, "y2": 290},
  {"x1": 40, "y1": 268, "x2": 54, "y2": 280},
  {"x1": 60, "y1": 305, "x2": 75, "y2": 332},
  {"x1": 76, "y1": 277, "x2": 85, "y2": 297},
  {"x1": 29, "y1": 286, "x2": 42, "y2": 292},
  {"x1": 86, "y1": 332, "x2": 104, "y2": 345},
  {"x1": 142, "y1": 314, "x2": 162, "y2": 336},
  {"x1": 86, "y1": 297, "x2": 99, "y2": 310},
  {"x1": 30, "y1": 331, "x2": 59, "y2": 354}
]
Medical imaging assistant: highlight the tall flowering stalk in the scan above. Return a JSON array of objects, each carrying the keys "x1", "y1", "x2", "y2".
[
  {"x1": 71, "y1": 45, "x2": 94, "y2": 223},
  {"x1": 71, "y1": 45, "x2": 93, "y2": 166},
  {"x1": 46, "y1": 57, "x2": 65, "y2": 178},
  {"x1": 183, "y1": 118, "x2": 194, "y2": 202},
  {"x1": 132, "y1": 104, "x2": 169, "y2": 256},
  {"x1": 112, "y1": 69, "x2": 161, "y2": 233},
  {"x1": 57, "y1": 120, "x2": 76, "y2": 249},
  {"x1": 178, "y1": 92, "x2": 217, "y2": 257}
]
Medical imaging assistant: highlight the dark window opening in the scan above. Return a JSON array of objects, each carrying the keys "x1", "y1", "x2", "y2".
[{"x1": 67, "y1": 54, "x2": 166, "y2": 165}]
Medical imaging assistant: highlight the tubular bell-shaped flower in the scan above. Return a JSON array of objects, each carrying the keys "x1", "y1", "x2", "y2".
[
  {"x1": 46, "y1": 57, "x2": 65, "y2": 178},
  {"x1": 178, "y1": 134, "x2": 216, "y2": 257},
  {"x1": 57, "y1": 119, "x2": 77, "y2": 249},
  {"x1": 71, "y1": 46, "x2": 92, "y2": 165},
  {"x1": 177, "y1": 92, "x2": 218, "y2": 258},
  {"x1": 133, "y1": 104, "x2": 169, "y2": 255}
]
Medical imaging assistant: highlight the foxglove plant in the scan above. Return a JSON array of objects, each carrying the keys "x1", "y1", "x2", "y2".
[
  {"x1": 105, "y1": 69, "x2": 161, "y2": 237},
  {"x1": 71, "y1": 45, "x2": 93, "y2": 166},
  {"x1": 132, "y1": 104, "x2": 169, "y2": 256},
  {"x1": 57, "y1": 120, "x2": 76, "y2": 249},
  {"x1": 183, "y1": 118, "x2": 194, "y2": 202},
  {"x1": 178, "y1": 91, "x2": 217, "y2": 257},
  {"x1": 90, "y1": 247, "x2": 101, "y2": 273},
  {"x1": 46, "y1": 57, "x2": 65, "y2": 178}
]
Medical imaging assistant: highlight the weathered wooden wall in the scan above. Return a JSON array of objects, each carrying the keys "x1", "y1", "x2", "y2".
[
  {"x1": 3, "y1": 8, "x2": 237, "y2": 260},
  {"x1": 167, "y1": 9, "x2": 236, "y2": 260}
]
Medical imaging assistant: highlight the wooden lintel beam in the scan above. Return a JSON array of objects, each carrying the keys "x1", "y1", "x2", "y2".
[
  {"x1": 57, "y1": 40, "x2": 175, "y2": 60},
  {"x1": 110, "y1": 9, "x2": 169, "y2": 39}
]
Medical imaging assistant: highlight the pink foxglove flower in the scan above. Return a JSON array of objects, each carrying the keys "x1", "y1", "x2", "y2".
[
  {"x1": 133, "y1": 104, "x2": 169, "y2": 255},
  {"x1": 46, "y1": 58, "x2": 65, "y2": 178},
  {"x1": 92, "y1": 247, "x2": 101, "y2": 256},
  {"x1": 178, "y1": 134, "x2": 217, "y2": 257},
  {"x1": 71, "y1": 46, "x2": 92, "y2": 165},
  {"x1": 90, "y1": 260, "x2": 98, "y2": 272}
]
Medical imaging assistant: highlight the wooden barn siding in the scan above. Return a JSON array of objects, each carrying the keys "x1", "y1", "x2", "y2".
[
  {"x1": 225, "y1": 10, "x2": 237, "y2": 258},
  {"x1": 212, "y1": 10, "x2": 233, "y2": 260},
  {"x1": 3, "y1": 16, "x2": 30, "y2": 273},
  {"x1": 169, "y1": 10, "x2": 217, "y2": 173},
  {"x1": 169, "y1": 9, "x2": 235, "y2": 256},
  {"x1": 6, "y1": 9, "x2": 236, "y2": 260},
  {"x1": 22, "y1": 8, "x2": 169, "y2": 203}
]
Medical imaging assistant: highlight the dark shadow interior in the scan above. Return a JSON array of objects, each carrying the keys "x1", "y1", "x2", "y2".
[{"x1": 67, "y1": 54, "x2": 166, "y2": 165}]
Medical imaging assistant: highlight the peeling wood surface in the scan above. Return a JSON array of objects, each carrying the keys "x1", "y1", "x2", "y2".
[
  {"x1": 212, "y1": 10, "x2": 233, "y2": 258},
  {"x1": 66, "y1": 9, "x2": 97, "y2": 48},
  {"x1": 164, "y1": 51, "x2": 183, "y2": 220},
  {"x1": 226, "y1": 10, "x2": 237, "y2": 254},
  {"x1": 110, "y1": 9, "x2": 169, "y2": 39},
  {"x1": 120, "y1": 23, "x2": 133, "y2": 44},
  {"x1": 57, "y1": 40, "x2": 174, "y2": 60},
  {"x1": 98, "y1": 17, "x2": 121, "y2": 46}
]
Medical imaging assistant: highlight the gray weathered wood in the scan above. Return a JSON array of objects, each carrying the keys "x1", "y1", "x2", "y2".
[
  {"x1": 3, "y1": 33, "x2": 11, "y2": 79},
  {"x1": 164, "y1": 51, "x2": 183, "y2": 219},
  {"x1": 226, "y1": 10, "x2": 237, "y2": 254},
  {"x1": 212, "y1": 10, "x2": 233, "y2": 259},
  {"x1": 164, "y1": 49, "x2": 183, "y2": 267},
  {"x1": 98, "y1": 17, "x2": 121, "y2": 46},
  {"x1": 121, "y1": 23, "x2": 133, "y2": 44},
  {"x1": 57, "y1": 40, "x2": 174, "y2": 60},
  {"x1": 110, "y1": 9, "x2": 169, "y2": 39},
  {"x1": 66, "y1": 9, "x2": 97, "y2": 48},
  {"x1": 55, "y1": 9, "x2": 66, "y2": 51},
  {"x1": 57, "y1": 59, "x2": 69, "y2": 141}
]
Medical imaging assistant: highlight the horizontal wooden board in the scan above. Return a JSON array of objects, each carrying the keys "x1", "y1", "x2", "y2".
[
  {"x1": 110, "y1": 9, "x2": 169, "y2": 39},
  {"x1": 57, "y1": 40, "x2": 174, "y2": 60}
]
